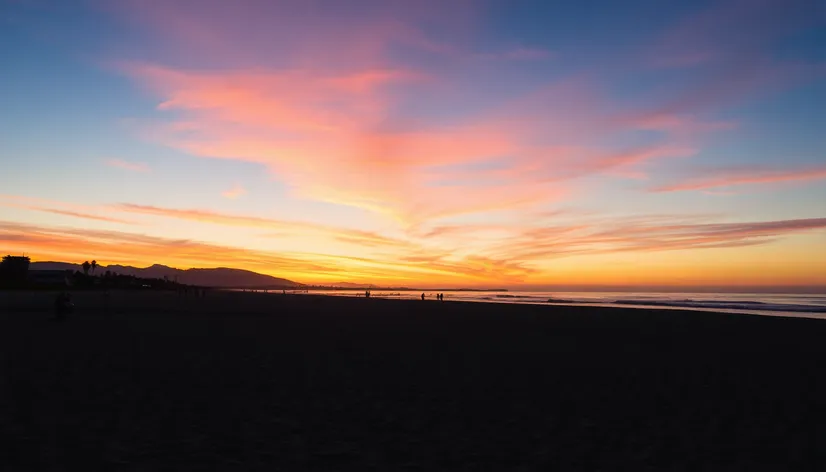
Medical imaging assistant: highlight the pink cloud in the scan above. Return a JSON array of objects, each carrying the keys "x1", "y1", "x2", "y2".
[
  {"x1": 108, "y1": 0, "x2": 766, "y2": 229},
  {"x1": 652, "y1": 166, "x2": 826, "y2": 193},
  {"x1": 121, "y1": 63, "x2": 583, "y2": 223},
  {"x1": 121, "y1": 61, "x2": 720, "y2": 224},
  {"x1": 221, "y1": 185, "x2": 247, "y2": 199},
  {"x1": 106, "y1": 158, "x2": 150, "y2": 173}
]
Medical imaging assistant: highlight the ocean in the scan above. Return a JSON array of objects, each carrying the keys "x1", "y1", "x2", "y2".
[{"x1": 277, "y1": 290, "x2": 826, "y2": 319}]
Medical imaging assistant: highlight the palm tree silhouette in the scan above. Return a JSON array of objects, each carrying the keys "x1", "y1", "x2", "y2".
[
  {"x1": 91, "y1": 260, "x2": 97, "y2": 274},
  {"x1": 82, "y1": 261, "x2": 91, "y2": 276}
]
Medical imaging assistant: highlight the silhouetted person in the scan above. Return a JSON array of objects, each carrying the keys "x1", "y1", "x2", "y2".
[
  {"x1": 365, "y1": 290, "x2": 370, "y2": 298},
  {"x1": 421, "y1": 293, "x2": 425, "y2": 301},
  {"x1": 103, "y1": 290, "x2": 111, "y2": 314},
  {"x1": 54, "y1": 292, "x2": 73, "y2": 321}
]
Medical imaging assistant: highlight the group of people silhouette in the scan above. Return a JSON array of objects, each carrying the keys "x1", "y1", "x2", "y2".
[{"x1": 364, "y1": 290, "x2": 444, "y2": 301}]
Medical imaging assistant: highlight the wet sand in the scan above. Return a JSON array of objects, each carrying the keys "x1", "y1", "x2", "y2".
[{"x1": 2, "y1": 290, "x2": 825, "y2": 470}]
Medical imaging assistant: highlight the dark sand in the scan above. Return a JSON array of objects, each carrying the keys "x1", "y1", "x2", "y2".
[{"x1": 2, "y1": 290, "x2": 825, "y2": 470}]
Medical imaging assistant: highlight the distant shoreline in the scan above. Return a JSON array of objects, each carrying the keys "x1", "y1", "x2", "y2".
[{"x1": 4, "y1": 288, "x2": 824, "y2": 320}]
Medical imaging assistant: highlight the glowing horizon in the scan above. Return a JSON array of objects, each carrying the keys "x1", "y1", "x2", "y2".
[{"x1": 1, "y1": 0, "x2": 824, "y2": 290}]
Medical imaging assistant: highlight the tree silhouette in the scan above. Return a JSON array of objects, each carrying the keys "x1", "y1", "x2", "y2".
[
  {"x1": 1, "y1": 255, "x2": 30, "y2": 284},
  {"x1": 91, "y1": 260, "x2": 97, "y2": 274},
  {"x1": 82, "y1": 261, "x2": 91, "y2": 276}
]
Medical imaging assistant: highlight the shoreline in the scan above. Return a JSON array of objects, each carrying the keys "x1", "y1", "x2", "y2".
[{"x1": 3, "y1": 288, "x2": 826, "y2": 320}]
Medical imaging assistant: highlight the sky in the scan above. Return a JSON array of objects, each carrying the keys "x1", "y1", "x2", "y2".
[{"x1": 1, "y1": 0, "x2": 825, "y2": 290}]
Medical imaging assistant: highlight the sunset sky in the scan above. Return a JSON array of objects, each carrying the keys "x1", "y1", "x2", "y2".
[{"x1": 1, "y1": 0, "x2": 824, "y2": 290}]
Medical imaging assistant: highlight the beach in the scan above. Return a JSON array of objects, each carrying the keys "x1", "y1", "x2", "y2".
[{"x1": 2, "y1": 290, "x2": 825, "y2": 470}]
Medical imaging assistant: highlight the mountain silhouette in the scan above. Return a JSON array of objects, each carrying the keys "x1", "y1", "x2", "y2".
[{"x1": 29, "y1": 262, "x2": 301, "y2": 289}]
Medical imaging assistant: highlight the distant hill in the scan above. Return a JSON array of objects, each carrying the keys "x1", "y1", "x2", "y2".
[{"x1": 29, "y1": 262, "x2": 302, "y2": 289}]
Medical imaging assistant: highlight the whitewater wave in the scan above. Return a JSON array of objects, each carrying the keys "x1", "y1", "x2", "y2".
[{"x1": 610, "y1": 299, "x2": 826, "y2": 313}]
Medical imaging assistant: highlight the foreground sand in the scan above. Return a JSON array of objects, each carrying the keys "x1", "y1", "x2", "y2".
[{"x1": 2, "y1": 290, "x2": 825, "y2": 470}]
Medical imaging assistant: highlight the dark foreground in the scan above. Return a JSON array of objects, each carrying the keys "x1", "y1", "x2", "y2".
[{"x1": 2, "y1": 291, "x2": 825, "y2": 470}]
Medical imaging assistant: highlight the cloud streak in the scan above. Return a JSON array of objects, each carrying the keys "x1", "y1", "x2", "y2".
[
  {"x1": 221, "y1": 185, "x2": 247, "y2": 199},
  {"x1": 652, "y1": 166, "x2": 826, "y2": 193},
  {"x1": 106, "y1": 158, "x2": 151, "y2": 173},
  {"x1": 480, "y1": 216, "x2": 826, "y2": 262},
  {"x1": 0, "y1": 194, "x2": 137, "y2": 225}
]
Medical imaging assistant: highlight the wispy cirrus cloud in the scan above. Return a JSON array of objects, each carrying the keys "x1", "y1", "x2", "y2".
[
  {"x1": 3, "y1": 190, "x2": 824, "y2": 285},
  {"x1": 0, "y1": 194, "x2": 136, "y2": 225},
  {"x1": 651, "y1": 166, "x2": 826, "y2": 193},
  {"x1": 221, "y1": 184, "x2": 247, "y2": 199},
  {"x1": 114, "y1": 202, "x2": 826, "y2": 274},
  {"x1": 114, "y1": 203, "x2": 417, "y2": 251},
  {"x1": 106, "y1": 158, "x2": 150, "y2": 173},
  {"x1": 0, "y1": 220, "x2": 536, "y2": 284},
  {"x1": 110, "y1": 0, "x2": 745, "y2": 227},
  {"x1": 479, "y1": 216, "x2": 826, "y2": 262},
  {"x1": 119, "y1": 59, "x2": 719, "y2": 225},
  {"x1": 22, "y1": 208, "x2": 136, "y2": 225}
]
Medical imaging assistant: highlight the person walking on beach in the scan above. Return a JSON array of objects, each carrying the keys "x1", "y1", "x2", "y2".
[
  {"x1": 54, "y1": 292, "x2": 73, "y2": 321},
  {"x1": 421, "y1": 293, "x2": 425, "y2": 301}
]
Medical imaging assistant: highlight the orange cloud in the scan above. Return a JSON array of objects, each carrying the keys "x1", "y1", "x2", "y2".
[
  {"x1": 480, "y1": 216, "x2": 826, "y2": 262},
  {"x1": 106, "y1": 158, "x2": 150, "y2": 173},
  {"x1": 3, "y1": 198, "x2": 824, "y2": 287},
  {"x1": 0, "y1": 220, "x2": 535, "y2": 284},
  {"x1": 651, "y1": 166, "x2": 826, "y2": 193},
  {"x1": 114, "y1": 203, "x2": 420, "y2": 251}
]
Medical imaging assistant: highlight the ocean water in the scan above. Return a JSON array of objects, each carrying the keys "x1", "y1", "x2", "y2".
[{"x1": 278, "y1": 289, "x2": 826, "y2": 319}]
